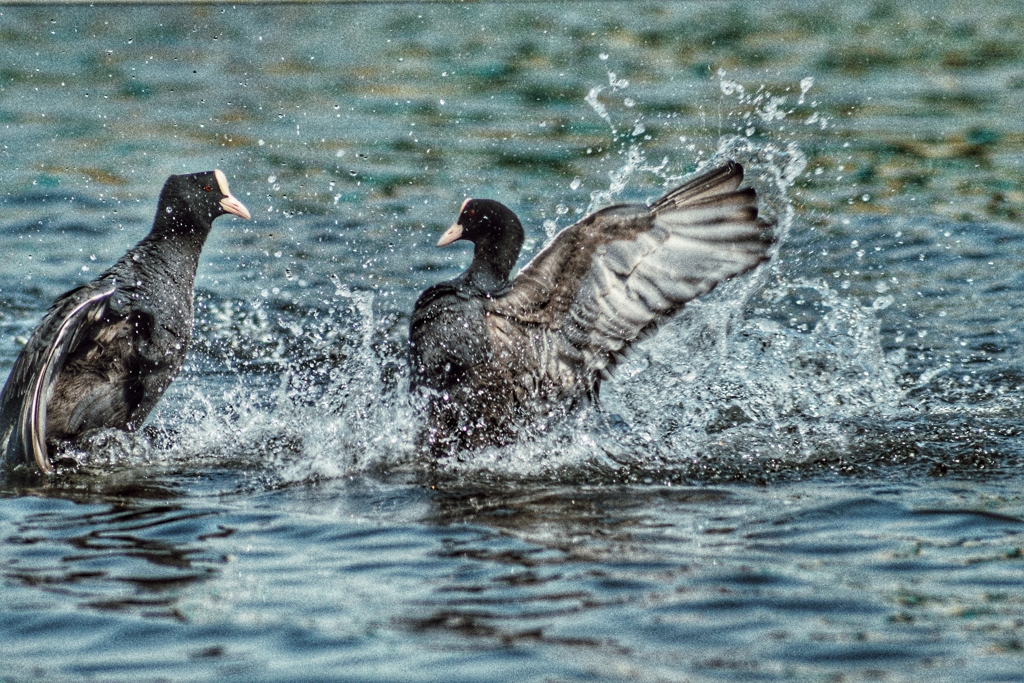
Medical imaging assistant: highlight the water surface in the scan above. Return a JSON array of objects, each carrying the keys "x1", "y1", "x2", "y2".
[{"x1": 3, "y1": 2, "x2": 1024, "y2": 681}]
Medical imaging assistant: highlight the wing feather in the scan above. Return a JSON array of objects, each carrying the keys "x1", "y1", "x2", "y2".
[
  {"x1": 651, "y1": 160, "x2": 745, "y2": 210},
  {"x1": 485, "y1": 161, "x2": 772, "y2": 380},
  {"x1": 0, "y1": 284, "x2": 116, "y2": 473}
]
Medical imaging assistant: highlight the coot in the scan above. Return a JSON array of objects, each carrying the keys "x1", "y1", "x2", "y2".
[
  {"x1": 409, "y1": 161, "x2": 774, "y2": 454},
  {"x1": 0, "y1": 169, "x2": 250, "y2": 474}
]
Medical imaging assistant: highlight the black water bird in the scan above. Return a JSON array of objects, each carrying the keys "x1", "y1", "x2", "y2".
[
  {"x1": 409, "y1": 161, "x2": 774, "y2": 453},
  {"x1": 0, "y1": 169, "x2": 251, "y2": 474}
]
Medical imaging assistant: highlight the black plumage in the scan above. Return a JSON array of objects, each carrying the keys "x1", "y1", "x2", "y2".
[
  {"x1": 409, "y1": 161, "x2": 774, "y2": 454},
  {"x1": 0, "y1": 169, "x2": 250, "y2": 474}
]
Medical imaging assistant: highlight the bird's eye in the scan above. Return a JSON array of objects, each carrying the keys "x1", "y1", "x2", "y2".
[{"x1": 203, "y1": 185, "x2": 213, "y2": 192}]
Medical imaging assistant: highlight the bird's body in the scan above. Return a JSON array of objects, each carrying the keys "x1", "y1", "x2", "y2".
[
  {"x1": 0, "y1": 169, "x2": 250, "y2": 474},
  {"x1": 409, "y1": 161, "x2": 773, "y2": 454}
]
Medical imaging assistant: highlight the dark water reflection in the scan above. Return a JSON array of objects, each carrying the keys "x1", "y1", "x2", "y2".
[
  {"x1": 2, "y1": 489, "x2": 228, "y2": 621},
  {"x1": 4, "y1": 472, "x2": 1024, "y2": 679},
  {"x1": 412, "y1": 482, "x2": 1024, "y2": 679}
]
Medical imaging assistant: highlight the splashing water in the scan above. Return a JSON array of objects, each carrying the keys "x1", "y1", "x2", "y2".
[
  {"x1": 46, "y1": 72, "x2": 903, "y2": 489},
  {"x1": 584, "y1": 86, "x2": 613, "y2": 133},
  {"x1": 56, "y1": 282, "x2": 419, "y2": 489},
  {"x1": 427, "y1": 79, "x2": 904, "y2": 482},
  {"x1": 171, "y1": 284, "x2": 421, "y2": 487}
]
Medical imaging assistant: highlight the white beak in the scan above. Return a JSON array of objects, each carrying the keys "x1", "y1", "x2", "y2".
[
  {"x1": 436, "y1": 222, "x2": 463, "y2": 247},
  {"x1": 214, "y1": 169, "x2": 251, "y2": 220}
]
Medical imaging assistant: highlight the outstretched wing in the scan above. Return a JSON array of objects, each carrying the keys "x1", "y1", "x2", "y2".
[
  {"x1": 0, "y1": 283, "x2": 116, "y2": 473},
  {"x1": 485, "y1": 161, "x2": 772, "y2": 379}
]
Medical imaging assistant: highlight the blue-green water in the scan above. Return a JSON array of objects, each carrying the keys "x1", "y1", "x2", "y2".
[{"x1": 4, "y1": 2, "x2": 1024, "y2": 680}]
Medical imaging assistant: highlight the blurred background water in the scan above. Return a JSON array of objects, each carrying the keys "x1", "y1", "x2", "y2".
[{"x1": 4, "y1": 1, "x2": 1024, "y2": 681}]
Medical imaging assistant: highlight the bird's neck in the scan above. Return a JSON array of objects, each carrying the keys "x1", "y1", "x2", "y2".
[
  {"x1": 462, "y1": 225, "x2": 523, "y2": 294},
  {"x1": 119, "y1": 207, "x2": 212, "y2": 290},
  {"x1": 464, "y1": 239, "x2": 517, "y2": 294},
  {"x1": 145, "y1": 207, "x2": 213, "y2": 259}
]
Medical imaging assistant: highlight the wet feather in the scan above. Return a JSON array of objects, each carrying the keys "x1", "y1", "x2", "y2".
[
  {"x1": 0, "y1": 170, "x2": 250, "y2": 474},
  {"x1": 409, "y1": 161, "x2": 774, "y2": 455}
]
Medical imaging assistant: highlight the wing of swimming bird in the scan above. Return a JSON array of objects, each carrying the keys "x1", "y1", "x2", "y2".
[
  {"x1": 484, "y1": 161, "x2": 773, "y2": 382},
  {"x1": 0, "y1": 283, "x2": 116, "y2": 473}
]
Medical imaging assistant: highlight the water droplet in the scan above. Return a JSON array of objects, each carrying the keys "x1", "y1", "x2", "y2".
[{"x1": 798, "y1": 76, "x2": 814, "y2": 104}]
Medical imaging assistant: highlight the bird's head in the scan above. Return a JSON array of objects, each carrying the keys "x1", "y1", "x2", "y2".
[
  {"x1": 435, "y1": 198, "x2": 525, "y2": 292},
  {"x1": 160, "y1": 169, "x2": 251, "y2": 232},
  {"x1": 436, "y1": 198, "x2": 522, "y2": 249}
]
